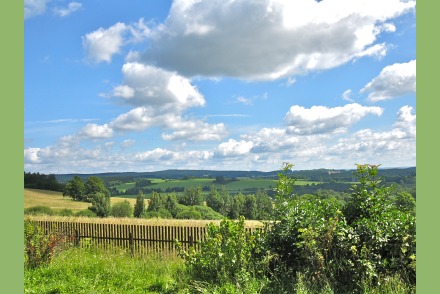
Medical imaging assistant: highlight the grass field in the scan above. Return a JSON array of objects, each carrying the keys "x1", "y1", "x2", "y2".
[{"x1": 24, "y1": 189, "x2": 138, "y2": 212}]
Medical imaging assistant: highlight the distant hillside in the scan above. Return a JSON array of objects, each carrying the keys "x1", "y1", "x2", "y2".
[{"x1": 55, "y1": 167, "x2": 415, "y2": 183}]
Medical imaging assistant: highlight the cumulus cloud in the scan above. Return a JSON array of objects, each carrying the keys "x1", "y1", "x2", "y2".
[
  {"x1": 216, "y1": 139, "x2": 254, "y2": 157},
  {"x1": 284, "y1": 103, "x2": 383, "y2": 135},
  {"x1": 82, "y1": 22, "x2": 129, "y2": 63},
  {"x1": 25, "y1": 0, "x2": 51, "y2": 19},
  {"x1": 53, "y1": 2, "x2": 82, "y2": 17},
  {"x1": 79, "y1": 123, "x2": 113, "y2": 139},
  {"x1": 361, "y1": 60, "x2": 416, "y2": 102},
  {"x1": 141, "y1": 0, "x2": 414, "y2": 80},
  {"x1": 161, "y1": 116, "x2": 227, "y2": 141},
  {"x1": 112, "y1": 62, "x2": 205, "y2": 111}
]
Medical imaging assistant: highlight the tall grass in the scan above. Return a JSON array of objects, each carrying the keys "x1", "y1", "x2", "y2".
[{"x1": 24, "y1": 247, "x2": 185, "y2": 294}]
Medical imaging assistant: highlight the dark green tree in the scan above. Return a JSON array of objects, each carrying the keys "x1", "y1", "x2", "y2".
[
  {"x1": 63, "y1": 176, "x2": 85, "y2": 201},
  {"x1": 84, "y1": 176, "x2": 110, "y2": 202},
  {"x1": 88, "y1": 192, "x2": 111, "y2": 217},
  {"x1": 148, "y1": 191, "x2": 165, "y2": 212},
  {"x1": 180, "y1": 186, "x2": 204, "y2": 206},
  {"x1": 133, "y1": 190, "x2": 145, "y2": 218}
]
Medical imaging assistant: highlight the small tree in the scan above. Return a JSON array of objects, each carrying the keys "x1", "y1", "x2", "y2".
[
  {"x1": 88, "y1": 192, "x2": 111, "y2": 217},
  {"x1": 110, "y1": 200, "x2": 133, "y2": 218},
  {"x1": 133, "y1": 190, "x2": 145, "y2": 218}
]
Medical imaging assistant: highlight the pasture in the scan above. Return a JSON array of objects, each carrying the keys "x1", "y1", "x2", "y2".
[{"x1": 24, "y1": 188, "x2": 138, "y2": 213}]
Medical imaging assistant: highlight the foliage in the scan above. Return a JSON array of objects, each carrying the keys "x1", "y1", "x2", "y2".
[
  {"x1": 178, "y1": 217, "x2": 268, "y2": 292},
  {"x1": 25, "y1": 205, "x2": 55, "y2": 216},
  {"x1": 179, "y1": 186, "x2": 204, "y2": 206},
  {"x1": 134, "y1": 190, "x2": 146, "y2": 218},
  {"x1": 143, "y1": 208, "x2": 173, "y2": 219},
  {"x1": 75, "y1": 209, "x2": 97, "y2": 217},
  {"x1": 84, "y1": 176, "x2": 110, "y2": 202},
  {"x1": 110, "y1": 200, "x2": 133, "y2": 218},
  {"x1": 63, "y1": 176, "x2": 85, "y2": 201},
  {"x1": 175, "y1": 206, "x2": 203, "y2": 220},
  {"x1": 88, "y1": 192, "x2": 111, "y2": 217},
  {"x1": 24, "y1": 218, "x2": 67, "y2": 269},
  {"x1": 264, "y1": 163, "x2": 416, "y2": 293},
  {"x1": 24, "y1": 172, "x2": 63, "y2": 191}
]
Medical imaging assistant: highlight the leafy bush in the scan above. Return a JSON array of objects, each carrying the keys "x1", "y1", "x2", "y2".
[
  {"x1": 75, "y1": 209, "x2": 97, "y2": 218},
  {"x1": 175, "y1": 207, "x2": 203, "y2": 220},
  {"x1": 58, "y1": 208, "x2": 74, "y2": 216},
  {"x1": 88, "y1": 192, "x2": 111, "y2": 217},
  {"x1": 178, "y1": 217, "x2": 268, "y2": 292},
  {"x1": 25, "y1": 205, "x2": 55, "y2": 216},
  {"x1": 143, "y1": 208, "x2": 173, "y2": 219},
  {"x1": 264, "y1": 163, "x2": 416, "y2": 293},
  {"x1": 24, "y1": 218, "x2": 67, "y2": 269},
  {"x1": 110, "y1": 200, "x2": 133, "y2": 218},
  {"x1": 193, "y1": 205, "x2": 224, "y2": 220}
]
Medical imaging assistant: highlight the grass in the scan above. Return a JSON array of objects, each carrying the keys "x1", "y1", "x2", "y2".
[
  {"x1": 24, "y1": 247, "x2": 185, "y2": 294},
  {"x1": 25, "y1": 188, "x2": 139, "y2": 213},
  {"x1": 25, "y1": 214, "x2": 264, "y2": 228}
]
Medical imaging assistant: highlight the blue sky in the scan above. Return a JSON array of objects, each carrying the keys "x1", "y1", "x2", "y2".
[{"x1": 24, "y1": 0, "x2": 416, "y2": 174}]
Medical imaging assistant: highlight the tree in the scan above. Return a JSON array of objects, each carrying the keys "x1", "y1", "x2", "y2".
[
  {"x1": 148, "y1": 191, "x2": 165, "y2": 212},
  {"x1": 110, "y1": 200, "x2": 133, "y2": 218},
  {"x1": 243, "y1": 195, "x2": 257, "y2": 220},
  {"x1": 180, "y1": 186, "x2": 204, "y2": 206},
  {"x1": 63, "y1": 176, "x2": 85, "y2": 201},
  {"x1": 134, "y1": 190, "x2": 145, "y2": 218},
  {"x1": 84, "y1": 176, "x2": 110, "y2": 202},
  {"x1": 88, "y1": 192, "x2": 111, "y2": 217}
]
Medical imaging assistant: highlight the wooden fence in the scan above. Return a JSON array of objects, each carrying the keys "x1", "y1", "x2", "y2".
[{"x1": 30, "y1": 220, "x2": 260, "y2": 256}]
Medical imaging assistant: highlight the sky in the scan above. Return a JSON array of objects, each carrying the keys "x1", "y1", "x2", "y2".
[{"x1": 24, "y1": 0, "x2": 416, "y2": 174}]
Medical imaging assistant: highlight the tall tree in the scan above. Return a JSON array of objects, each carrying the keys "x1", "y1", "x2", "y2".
[
  {"x1": 89, "y1": 192, "x2": 111, "y2": 217},
  {"x1": 134, "y1": 190, "x2": 145, "y2": 218},
  {"x1": 84, "y1": 176, "x2": 110, "y2": 202},
  {"x1": 63, "y1": 176, "x2": 85, "y2": 201}
]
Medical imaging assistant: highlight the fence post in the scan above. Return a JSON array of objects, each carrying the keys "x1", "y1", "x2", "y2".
[
  {"x1": 189, "y1": 234, "x2": 193, "y2": 248},
  {"x1": 129, "y1": 232, "x2": 134, "y2": 257},
  {"x1": 74, "y1": 229, "x2": 79, "y2": 247}
]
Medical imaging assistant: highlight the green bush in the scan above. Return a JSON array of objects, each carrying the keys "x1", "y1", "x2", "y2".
[
  {"x1": 75, "y1": 209, "x2": 97, "y2": 218},
  {"x1": 175, "y1": 207, "x2": 202, "y2": 220},
  {"x1": 193, "y1": 205, "x2": 224, "y2": 220},
  {"x1": 110, "y1": 200, "x2": 133, "y2": 218},
  {"x1": 25, "y1": 205, "x2": 55, "y2": 216},
  {"x1": 24, "y1": 218, "x2": 66, "y2": 269},
  {"x1": 178, "y1": 217, "x2": 268, "y2": 291},
  {"x1": 58, "y1": 208, "x2": 74, "y2": 216},
  {"x1": 143, "y1": 208, "x2": 173, "y2": 219}
]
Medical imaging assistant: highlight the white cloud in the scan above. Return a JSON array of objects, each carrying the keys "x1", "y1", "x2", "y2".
[
  {"x1": 141, "y1": 0, "x2": 415, "y2": 80},
  {"x1": 235, "y1": 96, "x2": 253, "y2": 106},
  {"x1": 284, "y1": 103, "x2": 383, "y2": 135},
  {"x1": 111, "y1": 107, "x2": 156, "y2": 131},
  {"x1": 25, "y1": 0, "x2": 51, "y2": 19},
  {"x1": 80, "y1": 123, "x2": 113, "y2": 139},
  {"x1": 342, "y1": 89, "x2": 354, "y2": 102},
  {"x1": 120, "y1": 139, "x2": 135, "y2": 149},
  {"x1": 53, "y1": 2, "x2": 82, "y2": 17},
  {"x1": 216, "y1": 139, "x2": 254, "y2": 157},
  {"x1": 113, "y1": 62, "x2": 205, "y2": 111},
  {"x1": 82, "y1": 22, "x2": 129, "y2": 63},
  {"x1": 361, "y1": 60, "x2": 416, "y2": 102},
  {"x1": 161, "y1": 117, "x2": 227, "y2": 141}
]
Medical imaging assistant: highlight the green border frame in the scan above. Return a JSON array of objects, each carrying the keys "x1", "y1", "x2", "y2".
[
  {"x1": 1, "y1": 0, "x2": 23, "y2": 292},
  {"x1": 1, "y1": 1, "x2": 429, "y2": 293},
  {"x1": 417, "y1": 1, "x2": 436, "y2": 293}
]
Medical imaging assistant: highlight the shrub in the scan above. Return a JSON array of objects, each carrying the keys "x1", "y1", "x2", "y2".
[
  {"x1": 175, "y1": 207, "x2": 202, "y2": 220},
  {"x1": 110, "y1": 200, "x2": 133, "y2": 218},
  {"x1": 88, "y1": 192, "x2": 111, "y2": 217},
  {"x1": 178, "y1": 217, "x2": 268, "y2": 291},
  {"x1": 25, "y1": 205, "x2": 55, "y2": 216},
  {"x1": 143, "y1": 208, "x2": 173, "y2": 219},
  {"x1": 58, "y1": 208, "x2": 74, "y2": 216},
  {"x1": 75, "y1": 209, "x2": 97, "y2": 218},
  {"x1": 24, "y1": 218, "x2": 67, "y2": 269}
]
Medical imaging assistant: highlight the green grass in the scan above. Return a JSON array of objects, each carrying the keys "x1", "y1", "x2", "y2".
[{"x1": 24, "y1": 247, "x2": 185, "y2": 294}]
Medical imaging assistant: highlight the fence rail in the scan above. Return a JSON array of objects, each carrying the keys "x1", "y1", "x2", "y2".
[{"x1": 30, "y1": 220, "x2": 260, "y2": 256}]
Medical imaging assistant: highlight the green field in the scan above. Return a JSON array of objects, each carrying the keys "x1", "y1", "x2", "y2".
[{"x1": 114, "y1": 177, "x2": 323, "y2": 197}]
